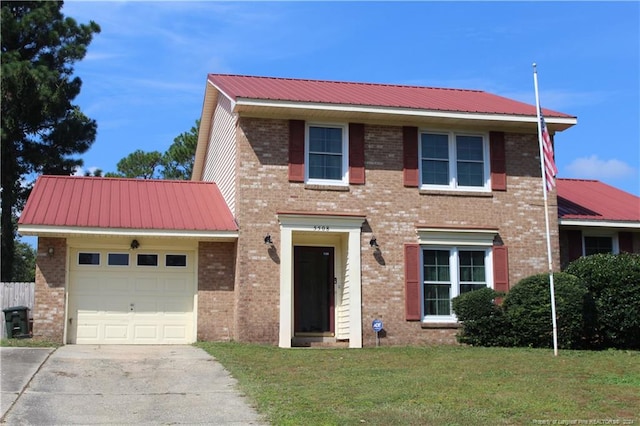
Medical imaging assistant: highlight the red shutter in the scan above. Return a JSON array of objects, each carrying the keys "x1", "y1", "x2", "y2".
[
  {"x1": 349, "y1": 123, "x2": 365, "y2": 185},
  {"x1": 404, "y1": 243, "x2": 421, "y2": 320},
  {"x1": 403, "y1": 126, "x2": 419, "y2": 187},
  {"x1": 619, "y1": 232, "x2": 633, "y2": 253},
  {"x1": 493, "y1": 245, "x2": 509, "y2": 293},
  {"x1": 289, "y1": 120, "x2": 305, "y2": 182},
  {"x1": 567, "y1": 230, "x2": 583, "y2": 262},
  {"x1": 490, "y1": 131, "x2": 507, "y2": 191}
]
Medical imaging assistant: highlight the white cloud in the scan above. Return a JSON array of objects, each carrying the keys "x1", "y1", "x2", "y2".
[
  {"x1": 73, "y1": 166, "x2": 101, "y2": 177},
  {"x1": 565, "y1": 155, "x2": 636, "y2": 180}
]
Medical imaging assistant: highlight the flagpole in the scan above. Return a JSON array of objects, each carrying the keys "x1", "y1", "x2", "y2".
[{"x1": 533, "y1": 63, "x2": 559, "y2": 356}]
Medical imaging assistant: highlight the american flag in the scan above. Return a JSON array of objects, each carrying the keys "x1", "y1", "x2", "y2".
[{"x1": 540, "y1": 114, "x2": 558, "y2": 192}]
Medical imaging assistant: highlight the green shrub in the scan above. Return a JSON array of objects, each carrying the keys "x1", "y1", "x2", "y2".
[
  {"x1": 452, "y1": 287, "x2": 501, "y2": 322},
  {"x1": 565, "y1": 253, "x2": 640, "y2": 349},
  {"x1": 452, "y1": 288, "x2": 515, "y2": 347},
  {"x1": 502, "y1": 272, "x2": 589, "y2": 349}
]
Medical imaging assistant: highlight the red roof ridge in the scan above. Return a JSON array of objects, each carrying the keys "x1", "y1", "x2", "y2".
[
  {"x1": 42, "y1": 175, "x2": 218, "y2": 186},
  {"x1": 208, "y1": 73, "x2": 485, "y2": 94},
  {"x1": 556, "y1": 178, "x2": 599, "y2": 183}
]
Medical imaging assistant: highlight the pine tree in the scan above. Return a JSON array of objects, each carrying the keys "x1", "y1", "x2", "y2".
[{"x1": 1, "y1": 1, "x2": 100, "y2": 280}]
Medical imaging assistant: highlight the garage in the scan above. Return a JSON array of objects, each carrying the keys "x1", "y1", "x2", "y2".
[
  {"x1": 18, "y1": 176, "x2": 239, "y2": 345},
  {"x1": 67, "y1": 248, "x2": 196, "y2": 344}
]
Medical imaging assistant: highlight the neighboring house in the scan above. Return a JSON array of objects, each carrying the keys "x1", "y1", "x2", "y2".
[
  {"x1": 557, "y1": 178, "x2": 640, "y2": 269},
  {"x1": 19, "y1": 74, "x2": 579, "y2": 348}
]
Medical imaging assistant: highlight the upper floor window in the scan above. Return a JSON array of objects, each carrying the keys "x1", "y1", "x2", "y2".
[
  {"x1": 420, "y1": 131, "x2": 489, "y2": 190},
  {"x1": 306, "y1": 124, "x2": 348, "y2": 185}
]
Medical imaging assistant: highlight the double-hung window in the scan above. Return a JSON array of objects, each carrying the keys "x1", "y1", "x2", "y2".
[
  {"x1": 306, "y1": 124, "x2": 348, "y2": 185},
  {"x1": 422, "y1": 247, "x2": 491, "y2": 321},
  {"x1": 420, "y1": 131, "x2": 489, "y2": 190}
]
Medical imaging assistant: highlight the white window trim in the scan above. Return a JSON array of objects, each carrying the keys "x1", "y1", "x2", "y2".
[
  {"x1": 136, "y1": 253, "x2": 159, "y2": 267},
  {"x1": 420, "y1": 245, "x2": 494, "y2": 323},
  {"x1": 305, "y1": 122, "x2": 349, "y2": 186},
  {"x1": 78, "y1": 252, "x2": 101, "y2": 266},
  {"x1": 417, "y1": 228, "x2": 498, "y2": 323},
  {"x1": 419, "y1": 130, "x2": 490, "y2": 192},
  {"x1": 107, "y1": 252, "x2": 130, "y2": 267},
  {"x1": 165, "y1": 253, "x2": 188, "y2": 268}
]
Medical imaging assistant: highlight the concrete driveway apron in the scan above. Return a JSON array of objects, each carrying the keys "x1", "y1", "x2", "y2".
[{"x1": 1, "y1": 345, "x2": 267, "y2": 425}]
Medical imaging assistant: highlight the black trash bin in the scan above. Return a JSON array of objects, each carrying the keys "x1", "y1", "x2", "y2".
[{"x1": 3, "y1": 306, "x2": 30, "y2": 338}]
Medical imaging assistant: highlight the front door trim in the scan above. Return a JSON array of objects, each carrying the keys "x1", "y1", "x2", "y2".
[{"x1": 277, "y1": 212, "x2": 365, "y2": 348}]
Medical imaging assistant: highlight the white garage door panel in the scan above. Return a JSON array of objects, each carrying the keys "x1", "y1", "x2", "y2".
[{"x1": 69, "y1": 250, "x2": 195, "y2": 345}]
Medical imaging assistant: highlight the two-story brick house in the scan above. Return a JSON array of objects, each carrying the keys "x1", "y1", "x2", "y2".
[
  {"x1": 19, "y1": 74, "x2": 578, "y2": 347},
  {"x1": 190, "y1": 74, "x2": 577, "y2": 348}
]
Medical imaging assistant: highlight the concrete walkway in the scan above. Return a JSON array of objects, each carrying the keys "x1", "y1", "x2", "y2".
[{"x1": 1, "y1": 345, "x2": 267, "y2": 425}]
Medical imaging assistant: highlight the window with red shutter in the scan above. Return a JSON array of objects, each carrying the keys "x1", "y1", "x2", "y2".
[
  {"x1": 288, "y1": 120, "x2": 305, "y2": 182},
  {"x1": 490, "y1": 131, "x2": 506, "y2": 191},
  {"x1": 618, "y1": 232, "x2": 633, "y2": 253},
  {"x1": 404, "y1": 243, "x2": 421, "y2": 320},
  {"x1": 492, "y1": 245, "x2": 509, "y2": 293},
  {"x1": 403, "y1": 126, "x2": 419, "y2": 187},
  {"x1": 349, "y1": 123, "x2": 365, "y2": 185}
]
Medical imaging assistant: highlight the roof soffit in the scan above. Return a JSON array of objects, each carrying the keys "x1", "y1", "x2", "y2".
[{"x1": 231, "y1": 99, "x2": 576, "y2": 133}]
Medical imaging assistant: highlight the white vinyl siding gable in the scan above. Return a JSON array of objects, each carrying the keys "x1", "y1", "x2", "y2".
[{"x1": 202, "y1": 94, "x2": 237, "y2": 215}]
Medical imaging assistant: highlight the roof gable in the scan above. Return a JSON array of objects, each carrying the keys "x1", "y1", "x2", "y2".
[
  {"x1": 19, "y1": 176, "x2": 238, "y2": 233},
  {"x1": 557, "y1": 179, "x2": 640, "y2": 222}
]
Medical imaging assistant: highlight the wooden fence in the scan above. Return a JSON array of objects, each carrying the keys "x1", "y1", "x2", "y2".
[{"x1": 1, "y1": 282, "x2": 35, "y2": 339}]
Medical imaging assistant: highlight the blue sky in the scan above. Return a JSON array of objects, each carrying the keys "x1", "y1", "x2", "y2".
[{"x1": 61, "y1": 1, "x2": 639, "y2": 196}]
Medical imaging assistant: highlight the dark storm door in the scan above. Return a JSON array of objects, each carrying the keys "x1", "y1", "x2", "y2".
[{"x1": 294, "y1": 246, "x2": 335, "y2": 334}]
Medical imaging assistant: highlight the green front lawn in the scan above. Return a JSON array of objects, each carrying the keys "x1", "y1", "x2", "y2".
[{"x1": 196, "y1": 342, "x2": 639, "y2": 425}]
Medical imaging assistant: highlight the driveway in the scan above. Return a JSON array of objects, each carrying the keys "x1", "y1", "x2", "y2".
[{"x1": 1, "y1": 345, "x2": 267, "y2": 425}]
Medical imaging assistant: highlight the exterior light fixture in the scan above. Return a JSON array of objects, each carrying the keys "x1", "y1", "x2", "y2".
[
  {"x1": 47, "y1": 247, "x2": 55, "y2": 257},
  {"x1": 369, "y1": 237, "x2": 379, "y2": 249},
  {"x1": 130, "y1": 239, "x2": 140, "y2": 250},
  {"x1": 264, "y1": 234, "x2": 273, "y2": 246}
]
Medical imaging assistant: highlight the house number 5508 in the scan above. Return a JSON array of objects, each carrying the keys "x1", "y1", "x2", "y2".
[{"x1": 313, "y1": 225, "x2": 330, "y2": 231}]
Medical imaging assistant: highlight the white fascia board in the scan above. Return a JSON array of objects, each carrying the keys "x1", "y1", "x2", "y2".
[
  {"x1": 559, "y1": 219, "x2": 640, "y2": 229},
  {"x1": 235, "y1": 98, "x2": 577, "y2": 127},
  {"x1": 17, "y1": 225, "x2": 239, "y2": 241},
  {"x1": 207, "y1": 80, "x2": 236, "y2": 110}
]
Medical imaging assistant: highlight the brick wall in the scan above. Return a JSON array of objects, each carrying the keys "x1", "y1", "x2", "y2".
[
  {"x1": 232, "y1": 117, "x2": 559, "y2": 346},
  {"x1": 32, "y1": 237, "x2": 67, "y2": 343},
  {"x1": 197, "y1": 241, "x2": 237, "y2": 341}
]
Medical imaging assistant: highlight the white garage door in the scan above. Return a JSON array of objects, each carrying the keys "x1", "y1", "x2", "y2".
[{"x1": 68, "y1": 249, "x2": 196, "y2": 344}]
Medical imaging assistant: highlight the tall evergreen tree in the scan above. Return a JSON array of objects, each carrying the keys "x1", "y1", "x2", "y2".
[
  {"x1": 1, "y1": 2, "x2": 100, "y2": 280},
  {"x1": 107, "y1": 149, "x2": 164, "y2": 179},
  {"x1": 162, "y1": 120, "x2": 199, "y2": 180}
]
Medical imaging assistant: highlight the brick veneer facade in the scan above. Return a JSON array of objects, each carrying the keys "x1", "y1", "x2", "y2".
[
  {"x1": 32, "y1": 237, "x2": 67, "y2": 343},
  {"x1": 230, "y1": 117, "x2": 560, "y2": 346},
  {"x1": 27, "y1": 121, "x2": 561, "y2": 348},
  {"x1": 197, "y1": 241, "x2": 237, "y2": 341}
]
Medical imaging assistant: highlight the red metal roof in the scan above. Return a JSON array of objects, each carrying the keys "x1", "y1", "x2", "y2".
[
  {"x1": 19, "y1": 176, "x2": 238, "y2": 232},
  {"x1": 208, "y1": 74, "x2": 574, "y2": 118},
  {"x1": 557, "y1": 179, "x2": 640, "y2": 222}
]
